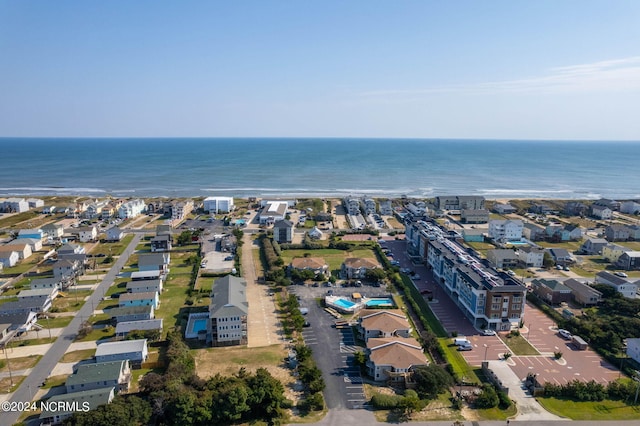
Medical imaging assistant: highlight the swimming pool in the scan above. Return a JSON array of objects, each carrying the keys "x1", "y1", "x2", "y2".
[
  {"x1": 333, "y1": 298, "x2": 356, "y2": 309},
  {"x1": 365, "y1": 298, "x2": 395, "y2": 308},
  {"x1": 192, "y1": 318, "x2": 208, "y2": 333},
  {"x1": 235, "y1": 219, "x2": 246, "y2": 226}
]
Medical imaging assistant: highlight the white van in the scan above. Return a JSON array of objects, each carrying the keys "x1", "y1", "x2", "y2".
[
  {"x1": 453, "y1": 337, "x2": 470, "y2": 346},
  {"x1": 558, "y1": 329, "x2": 572, "y2": 340}
]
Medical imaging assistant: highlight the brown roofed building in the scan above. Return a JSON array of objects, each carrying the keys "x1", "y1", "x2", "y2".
[
  {"x1": 358, "y1": 310, "x2": 412, "y2": 341},
  {"x1": 341, "y1": 257, "x2": 380, "y2": 279},
  {"x1": 367, "y1": 340, "x2": 428, "y2": 382},
  {"x1": 290, "y1": 257, "x2": 328, "y2": 275}
]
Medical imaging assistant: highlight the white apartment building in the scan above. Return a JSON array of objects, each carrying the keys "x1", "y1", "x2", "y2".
[
  {"x1": 488, "y1": 220, "x2": 524, "y2": 243},
  {"x1": 203, "y1": 196, "x2": 235, "y2": 213}
]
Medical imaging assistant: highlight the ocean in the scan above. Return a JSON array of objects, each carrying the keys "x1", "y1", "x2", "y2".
[{"x1": 0, "y1": 138, "x2": 638, "y2": 200}]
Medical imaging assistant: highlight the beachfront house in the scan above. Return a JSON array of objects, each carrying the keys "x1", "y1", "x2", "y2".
[
  {"x1": 379, "y1": 200, "x2": 393, "y2": 216},
  {"x1": 1, "y1": 198, "x2": 29, "y2": 213},
  {"x1": 209, "y1": 275, "x2": 248, "y2": 347},
  {"x1": 66, "y1": 360, "x2": 132, "y2": 394},
  {"x1": 493, "y1": 203, "x2": 517, "y2": 214},
  {"x1": 590, "y1": 205, "x2": 612, "y2": 220},
  {"x1": 258, "y1": 201, "x2": 288, "y2": 225},
  {"x1": 203, "y1": 196, "x2": 235, "y2": 213},
  {"x1": 621, "y1": 201, "x2": 640, "y2": 215},
  {"x1": 94, "y1": 339, "x2": 149, "y2": 366},
  {"x1": 170, "y1": 200, "x2": 193, "y2": 223},
  {"x1": 341, "y1": 258, "x2": 380, "y2": 279},
  {"x1": 118, "y1": 199, "x2": 146, "y2": 219}
]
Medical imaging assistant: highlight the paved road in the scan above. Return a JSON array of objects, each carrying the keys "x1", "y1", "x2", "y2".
[{"x1": 3, "y1": 233, "x2": 143, "y2": 426}]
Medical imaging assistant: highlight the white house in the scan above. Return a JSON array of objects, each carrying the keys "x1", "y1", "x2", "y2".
[
  {"x1": 27, "y1": 198, "x2": 44, "y2": 209},
  {"x1": 77, "y1": 226, "x2": 98, "y2": 243},
  {"x1": 118, "y1": 199, "x2": 146, "y2": 219},
  {"x1": 0, "y1": 250, "x2": 20, "y2": 267},
  {"x1": 42, "y1": 223, "x2": 64, "y2": 239},
  {"x1": 516, "y1": 246, "x2": 545, "y2": 268},
  {"x1": 595, "y1": 271, "x2": 637, "y2": 299},
  {"x1": 591, "y1": 205, "x2": 613, "y2": 220},
  {"x1": 621, "y1": 201, "x2": 640, "y2": 215},
  {"x1": 106, "y1": 226, "x2": 124, "y2": 242},
  {"x1": 203, "y1": 196, "x2": 235, "y2": 213},
  {"x1": 2, "y1": 198, "x2": 29, "y2": 213},
  {"x1": 488, "y1": 220, "x2": 524, "y2": 242},
  {"x1": 94, "y1": 339, "x2": 149, "y2": 365},
  {"x1": 2, "y1": 242, "x2": 32, "y2": 259},
  {"x1": 258, "y1": 201, "x2": 288, "y2": 225},
  {"x1": 208, "y1": 275, "x2": 248, "y2": 346}
]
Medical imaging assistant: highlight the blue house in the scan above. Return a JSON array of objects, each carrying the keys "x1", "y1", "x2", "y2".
[
  {"x1": 118, "y1": 291, "x2": 159, "y2": 309},
  {"x1": 17, "y1": 228, "x2": 44, "y2": 240}
]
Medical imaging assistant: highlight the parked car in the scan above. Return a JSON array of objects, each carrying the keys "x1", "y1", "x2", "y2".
[
  {"x1": 614, "y1": 271, "x2": 628, "y2": 278},
  {"x1": 558, "y1": 329, "x2": 572, "y2": 340},
  {"x1": 482, "y1": 329, "x2": 496, "y2": 336},
  {"x1": 458, "y1": 343, "x2": 473, "y2": 351}
]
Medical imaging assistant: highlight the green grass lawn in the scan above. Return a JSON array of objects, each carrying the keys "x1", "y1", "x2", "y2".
[
  {"x1": 537, "y1": 397, "x2": 640, "y2": 420},
  {"x1": 500, "y1": 333, "x2": 540, "y2": 356},
  {"x1": 75, "y1": 326, "x2": 115, "y2": 342},
  {"x1": 0, "y1": 211, "x2": 40, "y2": 228},
  {"x1": 60, "y1": 349, "x2": 96, "y2": 363},
  {"x1": 1, "y1": 257, "x2": 41, "y2": 275},
  {"x1": 281, "y1": 247, "x2": 379, "y2": 272},
  {"x1": 536, "y1": 241, "x2": 583, "y2": 252},
  {"x1": 13, "y1": 336, "x2": 56, "y2": 347},
  {"x1": 438, "y1": 338, "x2": 480, "y2": 383},
  {"x1": 40, "y1": 316, "x2": 73, "y2": 328},
  {"x1": 89, "y1": 234, "x2": 134, "y2": 256}
]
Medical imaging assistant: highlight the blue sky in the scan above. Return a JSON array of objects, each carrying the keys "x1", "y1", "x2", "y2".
[{"x1": 1, "y1": 1, "x2": 639, "y2": 139}]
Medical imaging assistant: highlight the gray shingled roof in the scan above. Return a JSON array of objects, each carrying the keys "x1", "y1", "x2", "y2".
[
  {"x1": 209, "y1": 275, "x2": 248, "y2": 318},
  {"x1": 66, "y1": 360, "x2": 127, "y2": 387},
  {"x1": 95, "y1": 339, "x2": 147, "y2": 357}
]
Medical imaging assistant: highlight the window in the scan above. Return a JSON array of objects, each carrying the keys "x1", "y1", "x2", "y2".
[
  {"x1": 503, "y1": 298, "x2": 509, "y2": 303},
  {"x1": 512, "y1": 304, "x2": 521, "y2": 311},
  {"x1": 491, "y1": 304, "x2": 500, "y2": 310}
]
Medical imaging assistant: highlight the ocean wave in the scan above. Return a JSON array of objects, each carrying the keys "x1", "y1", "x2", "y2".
[{"x1": 0, "y1": 187, "x2": 106, "y2": 193}]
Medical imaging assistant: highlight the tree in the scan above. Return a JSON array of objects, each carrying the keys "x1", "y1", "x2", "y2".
[
  {"x1": 412, "y1": 365, "x2": 454, "y2": 399},
  {"x1": 543, "y1": 251, "x2": 555, "y2": 268},
  {"x1": 400, "y1": 389, "x2": 423, "y2": 418},
  {"x1": 475, "y1": 384, "x2": 499, "y2": 408},
  {"x1": 365, "y1": 268, "x2": 387, "y2": 281}
]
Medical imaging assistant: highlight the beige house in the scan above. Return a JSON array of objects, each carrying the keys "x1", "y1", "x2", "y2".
[
  {"x1": 366, "y1": 338, "x2": 428, "y2": 382},
  {"x1": 341, "y1": 258, "x2": 380, "y2": 279},
  {"x1": 290, "y1": 257, "x2": 328, "y2": 275},
  {"x1": 1, "y1": 242, "x2": 32, "y2": 259},
  {"x1": 358, "y1": 310, "x2": 412, "y2": 342}
]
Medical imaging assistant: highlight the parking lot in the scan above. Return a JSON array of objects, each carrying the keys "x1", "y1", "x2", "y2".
[
  {"x1": 382, "y1": 239, "x2": 621, "y2": 386},
  {"x1": 290, "y1": 285, "x2": 373, "y2": 409}
]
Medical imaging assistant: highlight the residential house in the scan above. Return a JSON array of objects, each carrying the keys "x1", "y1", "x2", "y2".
[
  {"x1": 531, "y1": 278, "x2": 572, "y2": 305},
  {"x1": 626, "y1": 338, "x2": 640, "y2": 365},
  {"x1": 258, "y1": 201, "x2": 288, "y2": 225},
  {"x1": 629, "y1": 225, "x2": 640, "y2": 241},
  {"x1": 100, "y1": 203, "x2": 117, "y2": 220},
  {"x1": 362, "y1": 198, "x2": 377, "y2": 215},
  {"x1": 27, "y1": 198, "x2": 44, "y2": 209},
  {"x1": 546, "y1": 248, "x2": 573, "y2": 265},
  {"x1": 126, "y1": 279, "x2": 163, "y2": 294},
  {"x1": 171, "y1": 200, "x2": 193, "y2": 223},
  {"x1": 307, "y1": 226, "x2": 323, "y2": 240},
  {"x1": 94, "y1": 339, "x2": 149, "y2": 366},
  {"x1": 379, "y1": 200, "x2": 393, "y2": 216},
  {"x1": 209, "y1": 275, "x2": 248, "y2": 346},
  {"x1": 564, "y1": 278, "x2": 602, "y2": 306},
  {"x1": 107, "y1": 305, "x2": 155, "y2": 323},
  {"x1": 106, "y1": 227, "x2": 124, "y2": 242},
  {"x1": 602, "y1": 244, "x2": 631, "y2": 263},
  {"x1": 522, "y1": 223, "x2": 546, "y2": 241},
  {"x1": 461, "y1": 228, "x2": 485, "y2": 243},
  {"x1": 595, "y1": 271, "x2": 638, "y2": 298},
  {"x1": 617, "y1": 251, "x2": 640, "y2": 271},
  {"x1": 564, "y1": 201, "x2": 588, "y2": 216},
  {"x1": 515, "y1": 246, "x2": 545, "y2": 268},
  {"x1": 203, "y1": 196, "x2": 235, "y2": 213},
  {"x1": 150, "y1": 234, "x2": 172, "y2": 252},
  {"x1": 435, "y1": 196, "x2": 485, "y2": 211},
  {"x1": 0, "y1": 298, "x2": 51, "y2": 314},
  {"x1": 593, "y1": 198, "x2": 620, "y2": 211},
  {"x1": 66, "y1": 360, "x2": 132, "y2": 394},
  {"x1": 461, "y1": 209, "x2": 489, "y2": 224},
  {"x1": 155, "y1": 224, "x2": 172, "y2": 236},
  {"x1": 0, "y1": 250, "x2": 20, "y2": 267},
  {"x1": 343, "y1": 197, "x2": 361, "y2": 215},
  {"x1": 273, "y1": 219, "x2": 294, "y2": 243},
  {"x1": 2, "y1": 242, "x2": 32, "y2": 259},
  {"x1": 620, "y1": 201, "x2": 640, "y2": 215},
  {"x1": 427, "y1": 237, "x2": 527, "y2": 331},
  {"x1": 115, "y1": 319, "x2": 163, "y2": 339},
  {"x1": 138, "y1": 252, "x2": 170, "y2": 274},
  {"x1": 30, "y1": 277, "x2": 64, "y2": 290},
  {"x1": 42, "y1": 223, "x2": 64, "y2": 239},
  {"x1": 529, "y1": 204, "x2": 554, "y2": 215},
  {"x1": 341, "y1": 258, "x2": 380, "y2": 279},
  {"x1": 118, "y1": 199, "x2": 146, "y2": 219},
  {"x1": 406, "y1": 203, "x2": 427, "y2": 219},
  {"x1": 118, "y1": 291, "x2": 159, "y2": 309},
  {"x1": 0, "y1": 311, "x2": 38, "y2": 333},
  {"x1": 486, "y1": 249, "x2": 519, "y2": 269},
  {"x1": 366, "y1": 338, "x2": 428, "y2": 383},
  {"x1": 290, "y1": 257, "x2": 328, "y2": 276},
  {"x1": 77, "y1": 226, "x2": 98, "y2": 243},
  {"x1": 58, "y1": 243, "x2": 84, "y2": 255},
  {"x1": 17, "y1": 228, "x2": 44, "y2": 240},
  {"x1": 488, "y1": 220, "x2": 524, "y2": 243},
  {"x1": 130, "y1": 270, "x2": 163, "y2": 281},
  {"x1": 7, "y1": 237, "x2": 42, "y2": 252},
  {"x1": 493, "y1": 203, "x2": 517, "y2": 214},
  {"x1": 83, "y1": 200, "x2": 108, "y2": 219},
  {"x1": 580, "y1": 237, "x2": 609, "y2": 254},
  {"x1": 358, "y1": 310, "x2": 412, "y2": 341},
  {"x1": 39, "y1": 387, "x2": 115, "y2": 426},
  {"x1": 605, "y1": 224, "x2": 632, "y2": 241},
  {"x1": 52, "y1": 258, "x2": 84, "y2": 279},
  {"x1": 2, "y1": 198, "x2": 29, "y2": 213},
  {"x1": 590, "y1": 205, "x2": 612, "y2": 220},
  {"x1": 18, "y1": 287, "x2": 58, "y2": 302}
]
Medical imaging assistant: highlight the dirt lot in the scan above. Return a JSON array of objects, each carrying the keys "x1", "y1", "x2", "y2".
[{"x1": 193, "y1": 344, "x2": 302, "y2": 403}]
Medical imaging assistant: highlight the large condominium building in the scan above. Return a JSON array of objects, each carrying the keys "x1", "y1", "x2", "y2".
[
  {"x1": 427, "y1": 237, "x2": 527, "y2": 331},
  {"x1": 203, "y1": 196, "x2": 235, "y2": 213}
]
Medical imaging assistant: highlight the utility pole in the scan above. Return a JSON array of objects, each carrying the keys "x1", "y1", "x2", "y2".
[{"x1": 3, "y1": 343, "x2": 13, "y2": 387}]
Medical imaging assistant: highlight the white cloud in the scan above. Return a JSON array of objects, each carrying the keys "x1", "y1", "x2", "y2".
[{"x1": 360, "y1": 56, "x2": 640, "y2": 98}]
